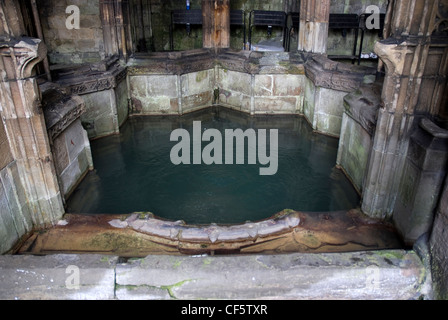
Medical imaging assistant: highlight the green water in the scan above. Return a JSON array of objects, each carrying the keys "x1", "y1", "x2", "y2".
[{"x1": 66, "y1": 107, "x2": 360, "y2": 224}]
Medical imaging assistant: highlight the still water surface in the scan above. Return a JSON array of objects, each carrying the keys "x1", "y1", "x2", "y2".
[{"x1": 66, "y1": 107, "x2": 360, "y2": 224}]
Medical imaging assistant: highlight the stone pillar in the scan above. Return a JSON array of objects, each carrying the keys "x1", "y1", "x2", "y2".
[
  {"x1": 298, "y1": 0, "x2": 330, "y2": 54},
  {"x1": 100, "y1": 0, "x2": 131, "y2": 59},
  {"x1": 394, "y1": 119, "x2": 448, "y2": 244},
  {"x1": 202, "y1": 0, "x2": 230, "y2": 49},
  {"x1": 361, "y1": 0, "x2": 447, "y2": 220},
  {"x1": 100, "y1": 0, "x2": 119, "y2": 57},
  {"x1": 0, "y1": 38, "x2": 64, "y2": 226}
]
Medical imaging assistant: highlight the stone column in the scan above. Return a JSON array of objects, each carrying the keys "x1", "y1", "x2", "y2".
[
  {"x1": 298, "y1": 0, "x2": 330, "y2": 54},
  {"x1": 100, "y1": 0, "x2": 119, "y2": 57},
  {"x1": 100, "y1": 0, "x2": 131, "y2": 59},
  {"x1": 202, "y1": 0, "x2": 230, "y2": 49},
  {"x1": 361, "y1": 0, "x2": 446, "y2": 219},
  {"x1": 0, "y1": 38, "x2": 64, "y2": 226}
]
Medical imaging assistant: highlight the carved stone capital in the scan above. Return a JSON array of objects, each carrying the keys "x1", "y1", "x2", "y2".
[
  {"x1": 374, "y1": 38, "x2": 411, "y2": 76},
  {"x1": 0, "y1": 37, "x2": 47, "y2": 80}
]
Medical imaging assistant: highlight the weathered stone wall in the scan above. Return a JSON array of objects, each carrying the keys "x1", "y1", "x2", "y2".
[
  {"x1": 51, "y1": 59, "x2": 129, "y2": 140},
  {"x1": 51, "y1": 120, "x2": 93, "y2": 197},
  {"x1": 0, "y1": 115, "x2": 12, "y2": 170},
  {"x1": 216, "y1": 70, "x2": 304, "y2": 115},
  {"x1": 127, "y1": 50, "x2": 374, "y2": 136},
  {"x1": 394, "y1": 120, "x2": 448, "y2": 245},
  {"x1": 337, "y1": 83, "x2": 381, "y2": 193},
  {"x1": 304, "y1": 54, "x2": 377, "y2": 136},
  {"x1": 41, "y1": 85, "x2": 94, "y2": 199},
  {"x1": 430, "y1": 175, "x2": 448, "y2": 299},
  {"x1": 128, "y1": 51, "x2": 308, "y2": 116},
  {"x1": 39, "y1": 0, "x2": 105, "y2": 64},
  {"x1": 327, "y1": 0, "x2": 387, "y2": 59},
  {"x1": 0, "y1": 121, "x2": 33, "y2": 254}
]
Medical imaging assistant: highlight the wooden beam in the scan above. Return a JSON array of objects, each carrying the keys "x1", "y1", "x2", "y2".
[{"x1": 202, "y1": 0, "x2": 230, "y2": 49}]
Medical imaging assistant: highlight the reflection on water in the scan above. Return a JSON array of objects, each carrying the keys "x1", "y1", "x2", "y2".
[{"x1": 66, "y1": 106, "x2": 360, "y2": 224}]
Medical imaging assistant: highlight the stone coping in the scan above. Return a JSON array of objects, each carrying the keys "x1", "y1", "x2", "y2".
[
  {"x1": 0, "y1": 249, "x2": 430, "y2": 300},
  {"x1": 128, "y1": 49, "x2": 376, "y2": 88},
  {"x1": 16, "y1": 209, "x2": 404, "y2": 257},
  {"x1": 108, "y1": 209, "x2": 301, "y2": 244},
  {"x1": 41, "y1": 83, "x2": 86, "y2": 141},
  {"x1": 420, "y1": 118, "x2": 448, "y2": 139},
  {"x1": 46, "y1": 49, "x2": 377, "y2": 104},
  {"x1": 343, "y1": 82, "x2": 382, "y2": 135}
]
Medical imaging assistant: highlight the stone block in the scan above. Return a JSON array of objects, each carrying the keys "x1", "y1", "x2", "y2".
[
  {"x1": 115, "y1": 250, "x2": 426, "y2": 300},
  {"x1": 394, "y1": 119, "x2": 448, "y2": 244},
  {"x1": 182, "y1": 91, "x2": 213, "y2": 114},
  {"x1": 218, "y1": 90, "x2": 251, "y2": 113},
  {"x1": 315, "y1": 87, "x2": 347, "y2": 117},
  {"x1": 315, "y1": 113, "x2": 343, "y2": 137},
  {"x1": 0, "y1": 121, "x2": 13, "y2": 170},
  {"x1": 1, "y1": 163, "x2": 32, "y2": 229},
  {"x1": 115, "y1": 80, "x2": 129, "y2": 127},
  {"x1": 430, "y1": 201, "x2": 448, "y2": 299},
  {"x1": 52, "y1": 133, "x2": 69, "y2": 176},
  {"x1": 254, "y1": 97, "x2": 299, "y2": 114},
  {"x1": 129, "y1": 75, "x2": 179, "y2": 115},
  {"x1": 0, "y1": 181, "x2": 19, "y2": 254},
  {"x1": 81, "y1": 90, "x2": 118, "y2": 138},
  {"x1": 59, "y1": 149, "x2": 90, "y2": 196},
  {"x1": 272, "y1": 74, "x2": 304, "y2": 97},
  {"x1": 303, "y1": 75, "x2": 316, "y2": 113},
  {"x1": 216, "y1": 69, "x2": 251, "y2": 95},
  {"x1": 64, "y1": 121, "x2": 88, "y2": 163},
  {"x1": 254, "y1": 75, "x2": 274, "y2": 96},
  {"x1": 181, "y1": 70, "x2": 214, "y2": 96},
  {"x1": 0, "y1": 254, "x2": 117, "y2": 300},
  {"x1": 337, "y1": 113, "x2": 372, "y2": 192}
]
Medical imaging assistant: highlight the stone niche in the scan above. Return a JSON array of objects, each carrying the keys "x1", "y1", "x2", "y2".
[{"x1": 42, "y1": 84, "x2": 93, "y2": 198}]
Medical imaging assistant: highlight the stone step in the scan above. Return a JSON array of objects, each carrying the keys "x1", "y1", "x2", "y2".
[{"x1": 0, "y1": 250, "x2": 430, "y2": 300}]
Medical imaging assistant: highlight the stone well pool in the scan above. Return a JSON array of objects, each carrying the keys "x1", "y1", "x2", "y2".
[{"x1": 66, "y1": 106, "x2": 360, "y2": 225}]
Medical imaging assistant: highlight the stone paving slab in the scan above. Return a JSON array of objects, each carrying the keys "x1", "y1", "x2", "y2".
[
  {"x1": 0, "y1": 250, "x2": 429, "y2": 300},
  {"x1": 115, "y1": 250, "x2": 427, "y2": 300},
  {"x1": 0, "y1": 254, "x2": 117, "y2": 300}
]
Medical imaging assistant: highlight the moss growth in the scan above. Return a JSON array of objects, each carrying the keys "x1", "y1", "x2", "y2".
[
  {"x1": 376, "y1": 250, "x2": 405, "y2": 259},
  {"x1": 173, "y1": 260, "x2": 182, "y2": 269},
  {"x1": 273, "y1": 209, "x2": 295, "y2": 220},
  {"x1": 161, "y1": 279, "x2": 194, "y2": 299},
  {"x1": 135, "y1": 212, "x2": 154, "y2": 220}
]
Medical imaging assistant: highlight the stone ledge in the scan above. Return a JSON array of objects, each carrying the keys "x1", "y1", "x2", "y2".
[
  {"x1": 127, "y1": 49, "x2": 307, "y2": 76},
  {"x1": 304, "y1": 54, "x2": 377, "y2": 93},
  {"x1": 52, "y1": 56, "x2": 127, "y2": 96},
  {"x1": 342, "y1": 82, "x2": 382, "y2": 135},
  {"x1": 0, "y1": 250, "x2": 429, "y2": 300},
  {"x1": 41, "y1": 83, "x2": 86, "y2": 141}
]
